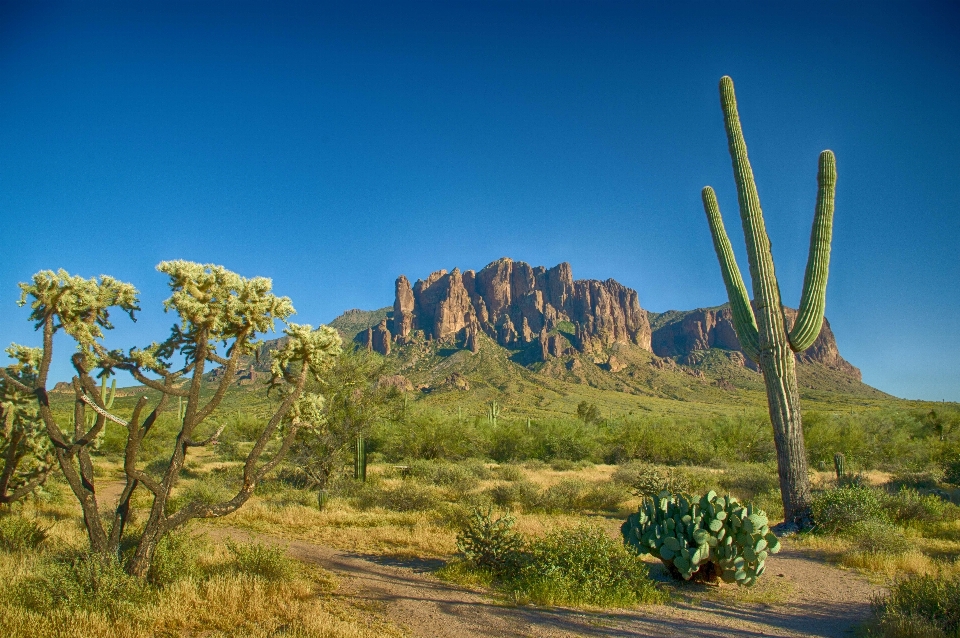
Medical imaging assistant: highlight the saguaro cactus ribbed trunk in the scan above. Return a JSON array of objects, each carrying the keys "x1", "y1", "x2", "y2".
[{"x1": 702, "y1": 76, "x2": 837, "y2": 526}]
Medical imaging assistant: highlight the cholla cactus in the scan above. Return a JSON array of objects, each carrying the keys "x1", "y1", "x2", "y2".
[{"x1": 0, "y1": 346, "x2": 52, "y2": 504}]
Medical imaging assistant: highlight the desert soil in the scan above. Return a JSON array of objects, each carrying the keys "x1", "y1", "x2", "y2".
[{"x1": 204, "y1": 524, "x2": 883, "y2": 638}]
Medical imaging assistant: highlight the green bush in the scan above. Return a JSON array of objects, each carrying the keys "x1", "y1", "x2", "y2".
[
  {"x1": 0, "y1": 514, "x2": 48, "y2": 552},
  {"x1": 148, "y1": 531, "x2": 207, "y2": 586},
  {"x1": 456, "y1": 508, "x2": 525, "y2": 575},
  {"x1": 367, "y1": 481, "x2": 441, "y2": 512},
  {"x1": 580, "y1": 481, "x2": 627, "y2": 512},
  {"x1": 844, "y1": 520, "x2": 910, "y2": 555},
  {"x1": 506, "y1": 525, "x2": 665, "y2": 607},
  {"x1": 493, "y1": 464, "x2": 524, "y2": 482},
  {"x1": 870, "y1": 573, "x2": 960, "y2": 637},
  {"x1": 612, "y1": 461, "x2": 691, "y2": 498},
  {"x1": 884, "y1": 489, "x2": 950, "y2": 526},
  {"x1": 487, "y1": 480, "x2": 540, "y2": 510},
  {"x1": 944, "y1": 455, "x2": 960, "y2": 486},
  {"x1": 811, "y1": 486, "x2": 886, "y2": 534},
  {"x1": 535, "y1": 478, "x2": 588, "y2": 513},
  {"x1": 17, "y1": 552, "x2": 152, "y2": 613},
  {"x1": 225, "y1": 540, "x2": 295, "y2": 581},
  {"x1": 716, "y1": 464, "x2": 780, "y2": 501},
  {"x1": 550, "y1": 459, "x2": 577, "y2": 472}
]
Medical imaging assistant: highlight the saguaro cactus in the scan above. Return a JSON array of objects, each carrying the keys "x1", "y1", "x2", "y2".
[
  {"x1": 354, "y1": 435, "x2": 367, "y2": 482},
  {"x1": 702, "y1": 76, "x2": 837, "y2": 525}
]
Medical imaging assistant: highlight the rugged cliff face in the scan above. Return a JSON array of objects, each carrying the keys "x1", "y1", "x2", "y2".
[
  {"x1": 391, "y1": 257, "x2": 652, "y2": 356},
  {"x1": 649, "y1": 305, "x2": 861, "y2": 380}
]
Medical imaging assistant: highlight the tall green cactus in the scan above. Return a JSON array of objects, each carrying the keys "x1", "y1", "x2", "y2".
[
  {"x1": 487, "y1": 401, "x2": 501, "y2": 427},
  {"x1": 834, "y1": 453, "x2": 845, "y2": 481},
  {"x1": 702, "y1": 76, "x2": 837, "y2": 525},
  {"x1": 354, "y1": 435, "x2": 367, "y2": 482},
  {"x1": 85, "y1": 376, "x2": 117, "y2": 430}
]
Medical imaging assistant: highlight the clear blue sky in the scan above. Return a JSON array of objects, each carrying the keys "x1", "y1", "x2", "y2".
[{"x1": 1, "y1": 1, "x2": 958, "y2": 401}]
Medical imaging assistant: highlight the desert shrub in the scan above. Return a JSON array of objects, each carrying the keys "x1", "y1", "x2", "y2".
[
  {"x1": 487, "y1": 480, "x2": 540, "y2": 510},
  {"x1": 527, "y1": 420, "x2": 597, "y2": 462},
  {"x1": 944, "y1": 455, "x2": 960, "y2": 486},
  {"x1": 812, "y1": 486, "x2": 886, "y2": 534},
  {"x1": 889, "y1": 470, "x2": 944, "y2": 492},
  {"x1": 456, "y1": 508, "x2": 525, "y2": 575},
  {"x1": 147, "y1": 531, "x2": 208, "y2": 586},
  {"x1": 870, "y1": 573, "x2": 960, "y2": 637},
  {"x1": 17, "y1": 552, "x2": 152, "y2": 613},
  {"x1": 506, "y1": 525, "x2": 665, "y2": 607},
  {"x1": 613, "y1": 461, "x2": 691, "y2": 497},
  {"x1": 550, "y1": 459, "x2": 577, "y2": 472},
  {"x1": 493, "y1": 464, "x2": 524, "y2": 482},
  {"x1": 579, "y1": 481, "x2": 627, "y2": 512},
  {"x1": 884, "y1": 489, "x2": 950, "y2": 526},
  {"x1": 717, "y1": 463, "x2": 780, "y2": 501},
  {"x1": 522, "y1": 459, "x2": 548, "y2": 470},
  {"x1": 225, "y1": 540, "x2": 295, "y2": 581},
  {"x1": 844, "y1": 520, "x2": 910, "y2": 555},
  {"x1": 534, "y1": 478, "x2": 587, "y2": 514},
  {"x1": 459, "y1": 458, "x2": 493, "y2": 480},
  {"x1": 373, "y1": 482, "x2": 441, "y2": 512},
  {"x1": 0, "y1": 514, "x2": 48, "y2": 552},
  {"x1": 168, "y1": 474, "x2": 235, "y2": 513}
]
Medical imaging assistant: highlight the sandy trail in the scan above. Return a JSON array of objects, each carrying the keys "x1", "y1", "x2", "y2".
[
  {"x1": 203, "y1": 525, "x2": 882, "y2": 638},
  {"x1": 95, "y1": 480, "x2": 881, "y2": 636}
]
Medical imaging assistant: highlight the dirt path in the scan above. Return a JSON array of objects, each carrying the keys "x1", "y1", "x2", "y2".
[{"x1": 203, "y1": 525, "x2": 882, "y2": 638}]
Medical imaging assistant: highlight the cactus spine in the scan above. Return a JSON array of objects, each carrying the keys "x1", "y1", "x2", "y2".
[
  {"x1": 354, "y1": 435, "x2": 367, "y2": 482},
  {"x1": 702, "y1": 76, "x2": 837, "y2": 525},
  {"x1": 834, "y1": 453, "x2": 845, "y2": 481}
]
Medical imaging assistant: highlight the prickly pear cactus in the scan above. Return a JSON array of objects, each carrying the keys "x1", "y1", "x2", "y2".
[{"x1": 621, "y1": 490, "x2": 781, "y2": 586}]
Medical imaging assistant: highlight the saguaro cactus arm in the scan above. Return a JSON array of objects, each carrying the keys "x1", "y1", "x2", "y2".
[
  {"x1": 788, "y1": 150, "x2": 837, "y2": 352},
  {"x1": 719, "y1": 76, "x2": 783, "y2": 336},
  {"x1": 702, "y1": 186, "x2": 761, "y2": 362}
]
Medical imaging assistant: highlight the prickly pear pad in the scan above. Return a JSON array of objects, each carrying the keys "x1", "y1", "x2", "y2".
[{"x1": 621, "y1": 490, "x2": 781, "y2": 586}]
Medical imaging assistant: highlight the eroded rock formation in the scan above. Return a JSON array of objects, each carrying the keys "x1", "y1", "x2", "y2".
[
  {"x1": 390, "y1": 258, "x2": 652, "y2": 357},
  {"x1": 650, "y1": 305, "x2": 860, "y2": 380}
]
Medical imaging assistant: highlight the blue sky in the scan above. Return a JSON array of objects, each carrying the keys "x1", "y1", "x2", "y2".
[{"x1": 1, "y1": 1, "x2": 958, "y2": 401}]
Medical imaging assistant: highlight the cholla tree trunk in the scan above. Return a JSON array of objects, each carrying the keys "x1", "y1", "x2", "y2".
[{"x1": 702, "y1": 76, "x2": 837, "y2": 526}]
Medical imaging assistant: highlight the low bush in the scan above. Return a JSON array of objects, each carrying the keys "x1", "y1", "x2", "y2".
[
  {"x1": 716, "y1": 464, "x2": 780, "y2": 501},
  {"x1": 456, "y1": 508, "x2": 525, "y2": 575},
  {"x1": 869, "y1": 573, "x2": 960, "y2": 637},
  {"x1": 843, "y1": 520, "x2": 910, "y2": 555},
  {"x1": 506, "y1": 525, "x2": 666, "y2": 607},
  {"x1": 580, "y1": 481, "x2": 627, "y2": 512},
  {"x1": 17, "y1": 552, "x2": 153, "y2": 613},
  {"x1": 225, "y1": 540, "x2": 295, "y2": 582},
  {"x1": 613, "y1": 461, "x2": 691, "y2": 498},
  {"x1": 536, "y1": 478, "x2": 588, "y2": 513},
  {"x1": 0, "y1": 514, "x2": 48, "y2": 552},
  {"x1": 493, "y1": 464, "x2": 524, "y2": 482},
  {"x1": 944, "y1": 455, "x2": 960, "y2": 486},
  {"x1": 811, "y1": 486, "x2": 886, "y2": 534},
  {"x1": 550, "y1": 459, "x2": 577, "y2": 472},
  {"x1": 487, "y1": 480, "x2": 540, "y2": 510},
  {"x1": 883, "y1": 488, "x2": 950, "y2": 526},
  {"x1": 148, "y1": 531, "x2": 207, "y2": 586}
]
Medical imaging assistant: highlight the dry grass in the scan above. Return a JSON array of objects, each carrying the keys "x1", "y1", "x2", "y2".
[
  {"x1": 0, "y1": 489, "x2": 405, "y2": 638},
  {"x1": 211, "y1": 497, "x2": 456, "y2": 558}
]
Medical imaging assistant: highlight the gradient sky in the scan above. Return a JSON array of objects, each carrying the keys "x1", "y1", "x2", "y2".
[{"x1": 1, "y1": 1, "x2": 958, "y2": 401}]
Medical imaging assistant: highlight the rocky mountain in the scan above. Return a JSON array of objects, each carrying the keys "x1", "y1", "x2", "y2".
[
  {"x1": 351, "y1": 257, "x2": 858, "y2": 379},
  {"x1": 386, "y1": 257, "x2": 650, "y2": 359},
  {"x1": 649, "y1": 305, "x2": 861, "y2": 380}
]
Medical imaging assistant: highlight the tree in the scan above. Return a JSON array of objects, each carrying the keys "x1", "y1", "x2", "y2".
[
  {"x1": 576, "y1": 401, "x2": 600, "y2": 425},
  {"x1": 701, "y1": 77, "x2": 836, "y2": 526},
  {"x1": 287, "y1": 347, "x2": 400, "y2": 493},
  {"x1": 1, "y1": 262, "x2": 341, "y2": 577},
  {"x1": 0, "y1": 346, "x2": 53, "y2": 505}
]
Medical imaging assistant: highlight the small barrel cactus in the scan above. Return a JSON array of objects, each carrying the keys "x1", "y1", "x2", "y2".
[{"x1": 621, "y1": 490, "x2": 781, "y2": 586}]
